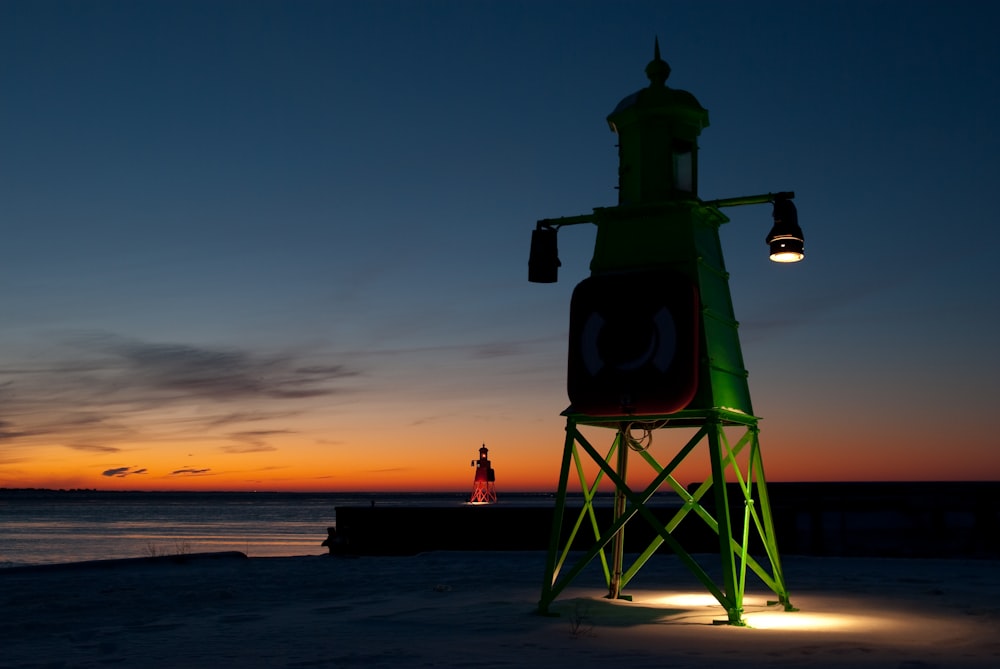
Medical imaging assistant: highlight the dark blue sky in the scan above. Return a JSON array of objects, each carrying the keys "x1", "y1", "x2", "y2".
[{"x1": 2, "y1": 1, "x2": 998, "y2": 489}]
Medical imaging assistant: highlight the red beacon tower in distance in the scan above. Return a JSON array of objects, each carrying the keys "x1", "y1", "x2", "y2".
[{"x1": 469, "y1": 445, "x2": 497, "y2": 504}]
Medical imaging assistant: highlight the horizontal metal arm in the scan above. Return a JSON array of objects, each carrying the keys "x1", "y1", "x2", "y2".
[
  {"x1": 536, "y1": 191, "x2": 794, "y2": 229},
  {"x1": 535, "y1": 213, "x2": 595, "y2": 230},
  {"x1": 703, "y1": 191, "x2": 794, "y2": 208}
]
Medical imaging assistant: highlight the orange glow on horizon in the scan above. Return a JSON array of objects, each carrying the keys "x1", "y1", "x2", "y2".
[{"x1": 4, "y1": 410, "x2": 998, "y2": 492}]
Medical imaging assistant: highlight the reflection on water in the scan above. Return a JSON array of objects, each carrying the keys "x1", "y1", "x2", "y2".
[
  {"x1": 0, "y1": 490, "x2": 679, "y2": 567},
  {"x1": 0, "y1": 491, "x2": 519, "y2": 566}
]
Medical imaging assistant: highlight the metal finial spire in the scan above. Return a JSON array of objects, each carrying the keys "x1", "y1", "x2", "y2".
[{"x1": 645, "y1": 36, "x2": 671, "y2": 86}]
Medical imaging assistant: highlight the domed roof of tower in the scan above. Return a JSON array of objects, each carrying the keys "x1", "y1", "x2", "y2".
[{"x1": 607, "y1": 38, "x2": 709, "y2": 132}]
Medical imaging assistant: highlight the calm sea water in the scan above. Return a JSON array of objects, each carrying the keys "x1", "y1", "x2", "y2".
[{"x1": 0, "y1": 490, "x2": 579, "y2": 567}]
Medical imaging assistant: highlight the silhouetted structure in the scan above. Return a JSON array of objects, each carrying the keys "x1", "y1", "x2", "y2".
[
  {"x1": 329, "y1": 482, "x2": 1000, "y2": 558},
  {"x1": 529, "y1": 40, "x2": 804, "y2": 625}
]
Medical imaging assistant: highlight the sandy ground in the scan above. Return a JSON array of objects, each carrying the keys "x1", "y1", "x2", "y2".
[{"x1": 2, "y1": 551, "x2": 999, "y2": 668}]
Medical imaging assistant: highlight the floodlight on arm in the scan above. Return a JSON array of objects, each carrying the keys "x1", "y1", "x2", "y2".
[{"x1": 528, "y1": 191, "x2": 803, "y2": 283}]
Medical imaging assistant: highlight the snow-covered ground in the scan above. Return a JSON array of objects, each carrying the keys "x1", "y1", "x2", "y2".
[{"x1": 2, "y1": 551, "x2": 998, "y2": 667}]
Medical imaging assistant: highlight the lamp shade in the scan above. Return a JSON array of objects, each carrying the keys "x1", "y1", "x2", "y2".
[
  {"x1": 528, "y1": 228, "x2": 561, "y2": 283},
  {"x1": 766, "y1": 198, "x2": 804, "y2": 262}
]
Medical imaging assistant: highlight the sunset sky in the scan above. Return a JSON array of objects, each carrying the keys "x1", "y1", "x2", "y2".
[{"x1": 2, "y1": 1, "x2": 998, "y2": 492}]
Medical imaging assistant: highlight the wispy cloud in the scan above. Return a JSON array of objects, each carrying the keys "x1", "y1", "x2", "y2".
[
  {"x1": 66, "y1": 443, "x2": 120, "y2": 453},
  {"x1": 473, "y1": 342, "x2": 526, "y2": 358},
  {"x1": 221, "y1": 430, "x2": 291, "y2": 454},
  {"x1": 0, "y1": 333, "x2": 364, "y2": 454},
  {"x1": 171, "y1": 468, "x2": 212, "y2": 476},
  {"x1": 333, "y1": 336, "x2": 558, "y2": 360},
  {"x1": 0, "y1": 419, "x2": 37, "y2": 441},
  {"x1": 102, "y1": 466, "x2": 147, "y2": 478},
  {"x1": 200, "y1": 411, "x2": 301, "y2": 429},
  {"x1": 88, "y1": 334, "x2": 360, "y2": 401}
]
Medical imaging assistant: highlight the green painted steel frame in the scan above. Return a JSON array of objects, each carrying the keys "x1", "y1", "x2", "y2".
[{"x1": 538, "y1": 408, "x2": 794, "y2": 625}]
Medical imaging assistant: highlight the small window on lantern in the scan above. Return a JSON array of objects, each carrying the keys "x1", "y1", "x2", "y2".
[{"x1": 672, "y1": 139, "x2": 693, "y2": 193}]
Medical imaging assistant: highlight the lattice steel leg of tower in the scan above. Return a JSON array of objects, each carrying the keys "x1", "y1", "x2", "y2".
[
  {"x1": 538, "y1": 410, "x2": 795, "y2": 625},
  {"x1": 470, "y1": 482, "x2": 497, "y2": 504}
]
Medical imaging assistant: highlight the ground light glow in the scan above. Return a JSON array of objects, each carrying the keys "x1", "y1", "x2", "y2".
[
  {"x1": 741, "y1": 611, "x2": 864, "y2": 631},
  {"x1": 621, "y1": 591, "x2": 902, "y2": 631}
]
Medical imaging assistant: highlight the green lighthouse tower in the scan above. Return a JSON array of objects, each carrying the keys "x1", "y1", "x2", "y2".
[{"x1": 531, "y1": 41, "x2": 803, "y2": 625}]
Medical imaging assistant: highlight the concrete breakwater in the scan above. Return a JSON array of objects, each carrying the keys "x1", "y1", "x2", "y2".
[{"x1": 332, "y1": 482, "x2": 1000, "y2": 558}]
